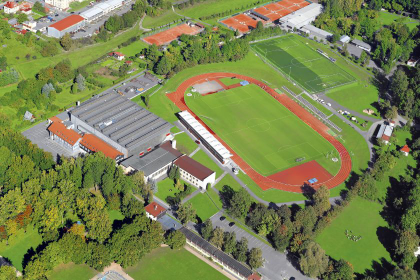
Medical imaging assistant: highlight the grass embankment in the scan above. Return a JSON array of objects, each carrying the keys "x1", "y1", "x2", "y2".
[
  {"x1": 142, "y1": 10, "x2": 183, "y2": 29},
  {"x1": 49, "y1": 263, "x2": 97, "y2": 280},
  {"x1": 125, "y1": 247, "x2": 227, "y2": 279},
  {"x1": 378, "y1": 11, "x2": 419, "y2": 30},
  {"x1": 189, "y1": 193, "x2": 220, "y2": 221}
]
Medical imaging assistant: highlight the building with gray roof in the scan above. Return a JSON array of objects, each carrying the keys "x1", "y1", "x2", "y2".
[
  {"x1": 69, "y1": 91, "x2": 172, "y2": 158},
  {"x1": 351, "y1": 39, "x2": 371, "y2": 52},
  {"x1": 300, "y1": 24, "x2": 332, "y2": 41}
]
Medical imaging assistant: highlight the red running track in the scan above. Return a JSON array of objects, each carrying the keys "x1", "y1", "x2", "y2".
[{"x1": 167, "y1": 73, "x2": 352, "y2": 193}]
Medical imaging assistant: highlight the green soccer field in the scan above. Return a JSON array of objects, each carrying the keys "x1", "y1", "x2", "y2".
[
  {"x1": 186, "y1": 84, "x2": 340, "y2": 176},
  {"x1": 251, "y1": 36, "x2": 356, "y2": 93}
]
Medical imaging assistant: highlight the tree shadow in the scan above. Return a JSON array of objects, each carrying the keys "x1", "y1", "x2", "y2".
[
  {"x1": 376, "y1": 226, "x2": 397, "y2": 257},
  {"x1": 300, "y1": 184, "x2": 315, "y2": 200},
  {"x1": 219, "y1": 185, "x2": 235, "y2": 208},
  {"x1": 362, "y1": 257, "x2": 394, "y2": 279}
]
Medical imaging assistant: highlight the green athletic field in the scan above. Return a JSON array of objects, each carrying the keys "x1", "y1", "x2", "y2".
[
  {"x1": 186, "y1": 84, "x2": 340, "y2": 176},
  {"x1": 251, "y1": 35, "x2": 356, "y2": 93}
]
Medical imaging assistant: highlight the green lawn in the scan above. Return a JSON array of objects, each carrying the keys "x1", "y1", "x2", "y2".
[
  {"x1": 191, "y1": 150, "x2": 223, "y2": 178},
  {"x1": 174, "y1": 132, "x2": 198, "y2": 154},
  {"x1": 49, "y1": 263, "x2": 97, "y2": 280},
  {"x1": 316, "y1": 197, "x2": 391, "y2": 273},
  {"x1": 219, "y1": 77, "x2": 242, "y2": 86},
  {"x1": 155, "y1": 178, "x2": 194, "y2": 202},
  {"x1": 117, "y1": 40, "x2": 148, "y2": 57},
  {"x1": 188, "y1": 193, "x2": 220, "y2": 221},
  {"x1": 170, "y1": 126, "x2": 181, "y2": 133},
  {"x1": 251, "y1": 35, "x2": 356, "y2": 93},
  {"x1": 68, "y1": 0, "x2": 91, "y2": 12},
  {"x1": 186, "y1": 83, "x2": 339, "y2": 176},
  {"x1": 0, "y1": 226, "x2": 43, "y2": 271},
  {"x1": 126, "y1": 247, "x2": 227, "y2": 280},
  {"x1": 214, "y1": 174, "x2": 243, "y2": 192},
  {"x1": 378, "y1": 11, "x2": 419, "y2": 30},
  {"x1": 142, "y1": 10, "x2": 183, "y2": 29},
  {"x1": 108, "y1": 209, "x2": 124, "y2": 223},
  {"x1": 327, "y1": 82, "x2": 381, "y2": 119}
]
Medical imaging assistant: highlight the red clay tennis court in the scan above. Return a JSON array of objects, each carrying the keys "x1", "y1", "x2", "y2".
[
  {"x1": 166, "y1": 73, "x2": 352, "y2": 193},
  {"x1": 143, "y1": 24, "x2": 202, "y2": 46},
  {"x1": 221, "y1": 14, "x2": 260, "y2": 33}
]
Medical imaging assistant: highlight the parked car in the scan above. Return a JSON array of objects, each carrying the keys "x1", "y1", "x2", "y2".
[
  {"x1": 232, "y1": 168, "x2": 239, "y2": 175},
  {"x1": 220, "y1": 216, "x2": 226, "y2": 221},
  {"x1": 229, "y1": 222, "x2": 235, "y2": 227},
  {"x1": 195, "y1": 140, "x2": 200, "y2": 145},
  {"x1": 326, "y1": 103, "x2": 332, "y2": 107}
]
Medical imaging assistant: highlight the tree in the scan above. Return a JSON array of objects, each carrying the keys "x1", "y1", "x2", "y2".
[
  {"x1": 32, "y1": 1, "x2": 44, "y2": 13},
  {"x1": 201, "y1": 219, "x2": 213, "y2": 240},
  {"x1": 165, "y1": 230, "x2": 186, "y2": 249},
  {"x1": 228, "y1": 188, "x2": 252, "y2": 218},
  {"x1": 174, "y1": 166, "x2": 181, "y2": 181},
  {"x1": 312, "y1": 185, "x2": 331, "y2": 217},
  {"x1": 298, "y1": 241, "x2": 329, "y2": 278},
  {"x1": 209, "y1": 227, "x2": 224, "y2": 249},
  {"x1": 76, "y1": 74, "x2": 85, "y2": 91},
  {"x1": 17, "y1": 13, "x2": 28, "y2": 24},
  {"x1": 0, "y1": 266, "x2": 18, "y2": 280},
  {"x1": 168, "y1": 165, "x2": 177, "y2": 180},
  {"x1": 324, "y1": 259, "x2": 354, "y2": 280},
  {"x1": 384, "y1": 266, "x2": 418, "y2": 280},
  {"x1": 60, "y1": 33, "x2": 73, "y2": 51},
  {"x1": 223, "y1": 231, "x2": 236, "y2": 254},
  {"x1": 248, "y1": 247, "x2": 264, "y2": 269},
  {"x1": 86, "y1": 242, "x2": 112, "y2": 271},
  {"x1": 176, "y1": 202, "x2": 196, "y2": 225},
  {"x1": 234, "y1": 237, "x2": 248, "y2": 262},
  {"x1": 385, "y1": 106, "x2": 399, "y2": 120},
  {"x1": 394, "y1": 230, "x2": 419, "y2": 267}
]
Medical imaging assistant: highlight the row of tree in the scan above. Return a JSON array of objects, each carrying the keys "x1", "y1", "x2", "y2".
[{"x1": 200, "y1": 219, "x2": 264, "y2": 269}]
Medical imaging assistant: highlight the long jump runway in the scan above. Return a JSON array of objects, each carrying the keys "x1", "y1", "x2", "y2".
[{"x1": 167, "y1": 73, "x2": 352, "y2": 193}]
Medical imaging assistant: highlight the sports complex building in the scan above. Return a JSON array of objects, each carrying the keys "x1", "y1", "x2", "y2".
[{"x1": 220, "y1": 0, "x2": 322, "y2": 34}]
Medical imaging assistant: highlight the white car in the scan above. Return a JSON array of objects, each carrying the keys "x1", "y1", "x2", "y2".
[{"x1": 326, "y1": 103, "x2": 332, "y2": 107}]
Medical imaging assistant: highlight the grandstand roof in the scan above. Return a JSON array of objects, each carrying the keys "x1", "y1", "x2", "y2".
[
  {"x1": 178, "y1": 111, "x2": 232, "y2": 161},
  {"x1": 80, "y1": 7, "x2": 103, "y2": 20},
  {"x1": 49, "y1": 15, "x2": 84, "y2": 31}
]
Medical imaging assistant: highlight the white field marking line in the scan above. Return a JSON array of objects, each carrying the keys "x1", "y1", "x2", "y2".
[
  {"x1": 281, "y1": 57, "x2": 322, "y2": 68},
  {"x1": 200, "y1": 94, "x2": 254, "y2": 110},
  {"x1": 304, "y1": 73, "x2": 354, "y2": 91}
]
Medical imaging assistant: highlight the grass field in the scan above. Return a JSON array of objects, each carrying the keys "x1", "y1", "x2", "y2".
[
  {"x1": 188, "y1": 193, "x2": 220, "y2": 221},
  {"x1": 174, "y1": 132, "x2": 198, "y2": 154},
  {"x1": 155, "y1": 178, "x2": 194, "y2": 202},
  {"x1": 108, "y1": 209, "x2": 124, "y2": 223},
  {"x1": 117, "y1": 40, "x2": 149, "y2": 57},
  {"x1": 68, "y1": 0, "x2": 91, "y2": 12},
  {"x1": 378, "y1": 11, "x2": 419, "y2": 30},
  {"x1": 142, "y1": 10, "x2": 183, "y2": 29},
  {"x1": 219, "y1": 77, "x2": 242, "y2": 86},
  {"x1": 0, "y1": 226, "x2": 43, "y2": 271},
  {"x1": 191, "y1": 150, "x2": 223, "y2": 178},
  {"x1": 126, "y1": 247, "x2": 227, "y2": 279},
  {"x1": 251, "y1": 35, "x2": 356, "y2": 93},
  {"x1": 186, "y1": 83, "x2": 340, "y2": 176},
  {"x1": 316, "y1": 197, "x2": 391, "y2": 273},
  {"x1": 49, "y1": 263, "x2": 97, "y2": 280}
]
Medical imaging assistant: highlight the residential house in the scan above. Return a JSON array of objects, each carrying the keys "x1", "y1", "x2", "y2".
[
  {"x1": 145, "y1": 202, "x2": 166, "y2": 221},
  {"x1": 400, "y1": 145, "x2": 410, "y2": 156}
]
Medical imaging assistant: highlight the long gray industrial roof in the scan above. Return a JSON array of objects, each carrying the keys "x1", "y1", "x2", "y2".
[{"x1": 70, "y1": 92, "x2": 172, "y2": 152}]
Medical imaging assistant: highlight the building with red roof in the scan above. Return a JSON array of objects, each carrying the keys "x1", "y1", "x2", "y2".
[
  {"x1": 47, "y1": 15, "x2": 85, "y2": 38},
  {"x1": 145, "y1": 202, "x2": 166, "y2": 221},
  {"x1": 109, "y1": 52, "x2": 125, "y2": 60},
  {"x1": 174, "y1": 155, "x2": 216, "y2": 191},
  {"x1": 400, "y1": 145, "x2": 410, "y2": 156},
  {"x1": 4, "y1": 1, "x2": 19, "y2": 14},
  {"x1": 80, "y1": 134, "x2": 124, "y2": 160},
  {"x1": 47, "y1": 121, "x2": 82, "y2": 151}
]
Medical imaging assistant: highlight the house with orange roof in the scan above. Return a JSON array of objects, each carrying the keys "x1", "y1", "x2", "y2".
[
  {"x1": 145, "y1": 202, "x2": 166, "y2": 221},
  {"x1": 400, "y1": 145, "x2": 410, "y2": 156}
]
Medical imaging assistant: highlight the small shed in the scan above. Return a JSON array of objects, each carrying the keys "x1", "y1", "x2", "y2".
[
  {"x1": 23, "y1": 111, "x2": 34, "y2": 122},
  {"x1": 339, "y1": 35, "x2": 351, "y2": 45},
  {"x1": 400, "y1": 145, "x2": 410, "y2": 156},
  {"x1": 240, "y1": 80, "x2": 250, "y2": 86}
]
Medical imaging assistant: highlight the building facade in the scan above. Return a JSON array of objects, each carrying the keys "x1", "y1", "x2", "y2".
[
  {"x1": 174, "y1": 156, "x2": 216, "y2": 191},
  {"x1": 145, "y1": 202, "x2": 166, "y2": 221},
  {"x1": 47, "y1": 15, "x2": 85, "y2": 38}
]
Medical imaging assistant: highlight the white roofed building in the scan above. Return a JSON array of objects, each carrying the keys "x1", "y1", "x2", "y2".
[
  {"x1": 178, "y1": 111, "x2": 233, "y2": 164},
  {"x1": 80, "y1": 7, "x2": 104, "y2": 22},
  {"x1": 279, "y1": 3, "x2": 322, "y2": 30},
  {"x1": 80, "y1": 0, "x2": 124, "y2": 22},
  {"x1": 300, "y1": 24, "x2": 332, "y2": 41}
]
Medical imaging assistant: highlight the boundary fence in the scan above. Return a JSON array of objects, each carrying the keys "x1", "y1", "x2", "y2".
[{"x1": 282, "y1": 86, "x2": 342, "y2": 132}]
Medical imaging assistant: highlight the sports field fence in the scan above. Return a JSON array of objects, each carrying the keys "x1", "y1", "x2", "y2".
[{"x1": 282, "y1": 86, "x2": 342, "y2": 132}]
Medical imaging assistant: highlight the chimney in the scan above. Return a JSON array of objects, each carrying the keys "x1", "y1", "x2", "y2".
[
  {"x1": 172, "y1": 140, "x2": 177, "y2": 149},
  {"x1": 154, "y1": 205, "x2": 157, "y2": 210}
]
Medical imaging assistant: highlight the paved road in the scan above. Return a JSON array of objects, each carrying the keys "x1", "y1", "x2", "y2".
[{"x1": 210, "y1": 212, "x2": 311, "y2": 280}]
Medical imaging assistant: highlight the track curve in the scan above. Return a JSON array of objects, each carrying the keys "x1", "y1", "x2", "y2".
[{"x1": 167, "y1": 72, "x2": 352, "y2": 193}]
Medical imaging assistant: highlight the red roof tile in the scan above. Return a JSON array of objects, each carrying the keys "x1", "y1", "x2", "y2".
[
  {"x1": 113, "y1": 52, "x2": 124, "y2": 57},
  {"x1": 401, "y1": 145, "x2": 410, "y2": 153},
  {"x1": 48, "y1": 116, "x2": 62, "y2": 123},
  {"x1": 174, "y1": 155, "x2": 214, "y2": 181},
  {"x1": 47, "y1": 121, "x2": 81, "y2": 145},
  {"x1": 80, "y1": 134, "x2": 123, "y2": 159},
  {"x1": 145, "y1": 202, "x2": 166, "y2": 218},
  {"x1": 49, "y1": 15, "x2": 84, "y2": 32},
  {"x1": 5, "y1": 2, "x2": 18, "y2": 8}
]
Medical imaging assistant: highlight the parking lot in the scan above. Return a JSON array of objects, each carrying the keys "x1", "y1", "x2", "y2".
[
  {"x1": 114, "y1": 72, "x2": 160, "y2": 99},
  {"x1": 210, "y1": 211, "x2": 310, "y2": 280}
]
